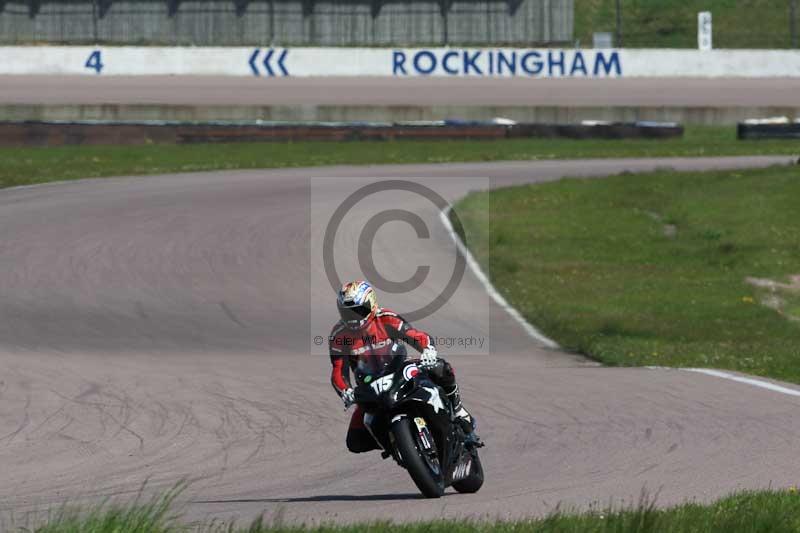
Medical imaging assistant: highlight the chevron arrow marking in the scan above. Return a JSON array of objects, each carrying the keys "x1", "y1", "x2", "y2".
[
  {"x1": 262, "y1": 48, "x2": 275, "y2": 77},
  {"x1": 276, "y1": 49, "x2": 289, "y2": 76},
  {"x1": 248, "y1": 48, "x2": 260, "y2": 76}
]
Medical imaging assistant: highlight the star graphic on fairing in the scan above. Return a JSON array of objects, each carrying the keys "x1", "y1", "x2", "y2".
[{"x1": 422, "y1": 386, "x2": 445, "y2": 413}]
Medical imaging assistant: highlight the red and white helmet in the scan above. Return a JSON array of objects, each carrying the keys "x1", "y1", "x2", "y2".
[{"x1": 337, "y1": 280, "x2": 377, "y2": 329}]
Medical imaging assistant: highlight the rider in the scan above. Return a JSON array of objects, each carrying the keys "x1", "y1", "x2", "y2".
[{"x1": 329, "y1": 280, "x2": 480, "y2": 453}]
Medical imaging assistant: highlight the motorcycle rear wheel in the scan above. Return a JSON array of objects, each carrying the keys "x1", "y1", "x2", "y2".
[{"x1": 392, "y1": 417, "x2": 444, "y2": 498}]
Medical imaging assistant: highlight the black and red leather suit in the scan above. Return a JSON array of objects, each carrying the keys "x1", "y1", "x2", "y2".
[{"x1": 329, "y1": 308, "x2": 457, "y2": 453}]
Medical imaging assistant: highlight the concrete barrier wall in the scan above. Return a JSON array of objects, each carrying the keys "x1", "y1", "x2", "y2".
[
  {"x1": 2, "y1": 46, "x2": 800, "y2": 77},
  {"x1": 0, "y1": 0, "x2": 573, "y2": 46}
]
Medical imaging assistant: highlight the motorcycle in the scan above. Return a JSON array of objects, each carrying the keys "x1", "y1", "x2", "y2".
[{"x1": 352, "y1": 352, "x2": 484, "y2": 498}]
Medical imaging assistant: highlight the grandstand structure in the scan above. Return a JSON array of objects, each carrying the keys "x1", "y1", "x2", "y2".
[{"x1": 0, "y1": 0, "x2": 574, "y2": 46}]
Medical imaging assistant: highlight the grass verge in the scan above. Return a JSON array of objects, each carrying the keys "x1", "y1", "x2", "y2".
[
  {"x1": 574, "y1": 0, "x2": 798, "y2": 49},
  {"x1": 1, "y1": 126, "x2": 798, "y2": 190},
  {"x1": 453, "y1": 163, "x2": 800, "y2": 383},
  {"x1": 13, "y1": 485, "x2": 184, "y2": 533},
  {"x1": 13, "y1": 488, "x2": 800, "y2": 532}
]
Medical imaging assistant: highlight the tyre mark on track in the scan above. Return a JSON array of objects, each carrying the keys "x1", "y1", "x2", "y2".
[
  {"x1": 219, "y1": 302, "x2": 247, "y2": 328},
  {"x1": 0, "y1": 392, "x2": 30, "y2": 443}
]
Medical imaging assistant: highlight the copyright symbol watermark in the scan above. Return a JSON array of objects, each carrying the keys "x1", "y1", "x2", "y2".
[
  {"x1": 321, "y1": 180, "x2": 466, "y2": 323},
  {"x1": 309, "y1": 176, "x2": 491, "y2": 356}
]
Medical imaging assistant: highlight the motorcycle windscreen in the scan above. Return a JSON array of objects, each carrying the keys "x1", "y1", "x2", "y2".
[{"x1": 354, "y1": 342, "x2": 406, "y2": 384}]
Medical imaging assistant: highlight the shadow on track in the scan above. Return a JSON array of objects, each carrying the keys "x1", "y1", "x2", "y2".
[{"x1": 193, "y1": 493, "x2": 428, "y2": 504}]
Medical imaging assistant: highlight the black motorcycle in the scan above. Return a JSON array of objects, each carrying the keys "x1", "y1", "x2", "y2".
[{"x1": 352, "y1": 353, "x2": 484, "y2": 498}]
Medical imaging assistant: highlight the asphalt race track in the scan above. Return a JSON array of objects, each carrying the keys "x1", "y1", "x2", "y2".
[
  {"x1": 2, "y1": 76, "x2": 800, "y2": 106},
  {"x1": 2, "y1": 156, "x2": 800, "y2": 527}
]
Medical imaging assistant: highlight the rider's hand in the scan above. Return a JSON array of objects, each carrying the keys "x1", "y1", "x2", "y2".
[
  {"x1": 341, "y1": 388, "x2": 355, "y2": 409},
  {"x1": 420, "y1": 346, "x2": 438, "y2": 368}
]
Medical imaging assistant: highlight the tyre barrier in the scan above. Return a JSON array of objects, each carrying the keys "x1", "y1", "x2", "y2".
[
  {"x1": 0, "y1": 120, "x2": 683, "y2": 147},
  {"x1": 737, "y1": 122, "x2": 800, "y2": 140}
]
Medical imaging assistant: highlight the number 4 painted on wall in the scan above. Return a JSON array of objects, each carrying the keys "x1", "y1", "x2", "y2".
[{"x1": 85, "y1": 50, "x2": 104, "y2": 74}]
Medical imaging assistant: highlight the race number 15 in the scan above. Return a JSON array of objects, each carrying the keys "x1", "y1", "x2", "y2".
[{"x1": 85, "y1": 50, "x2": 104, "y2": 74}]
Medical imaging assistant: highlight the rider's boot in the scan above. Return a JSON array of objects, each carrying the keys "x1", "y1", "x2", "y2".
[{"x1": 444, "y1": 384, "x2": 483, "y2": 446}]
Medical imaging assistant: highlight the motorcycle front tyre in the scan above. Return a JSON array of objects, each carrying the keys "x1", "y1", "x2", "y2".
[{"x1": 391, "y1": 417, "x2": 444, "y2": 498}]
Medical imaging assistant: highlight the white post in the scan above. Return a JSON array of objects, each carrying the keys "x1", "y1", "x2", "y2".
[{"x1": 698, "y1": 11, "x2": 712, "y2": 51}]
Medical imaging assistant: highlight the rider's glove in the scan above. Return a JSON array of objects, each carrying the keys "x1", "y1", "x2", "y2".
[
  {"x1": 341, "y1": 388, "x2": 355, "y2": 410},
  {"x1": 420, "y1": 346, "x2": 438, "y2": 368}
]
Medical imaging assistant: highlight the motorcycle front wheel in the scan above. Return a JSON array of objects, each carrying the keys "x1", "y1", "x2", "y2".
[{"x1": 391, "y1": 417, "x2": 444, "y2": 498}]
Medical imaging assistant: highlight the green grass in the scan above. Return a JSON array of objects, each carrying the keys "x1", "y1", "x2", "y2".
[
  {"x1": 15, "y1": 485, "x2": 184, "y2": 533},
  {"x1": 0, "y1": 126, "x2": 798, "y2": 190},
  {"x1": 14, "y1": 489, "x2": 800, "y2": 532},
  {"x1": 575, "y1": 0, "x2": 799, "y2": 48},
  {"x1": 453, "y1": 164, "x2": 800, "y2": 383}
]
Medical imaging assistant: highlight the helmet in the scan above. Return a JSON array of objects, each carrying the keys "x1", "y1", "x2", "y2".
[{"x1": 337, "y1": 280, "x2": 377, "y2": 329}]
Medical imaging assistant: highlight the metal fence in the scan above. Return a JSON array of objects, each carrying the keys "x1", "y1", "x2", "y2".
[{"x1": 0, "y1": 0, "x2": 574, "y2": 46}]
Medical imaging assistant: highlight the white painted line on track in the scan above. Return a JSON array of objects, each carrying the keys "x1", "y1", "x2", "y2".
[
  {"x1": 648, "y1": 365, "x2": 800, "y2": 398},
  {"x1": 685, "y1": 368, "x2": 800, "y2": 398},
  {"x1": 439, "y1": 204, "x2": 560, "y2": 349}
]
